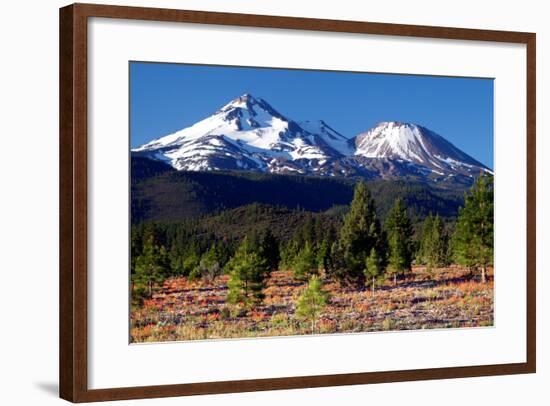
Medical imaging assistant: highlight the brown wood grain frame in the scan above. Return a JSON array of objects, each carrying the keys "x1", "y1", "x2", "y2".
[{"x1": 59, "y1": 3, "x2": 536, "y2": 402}]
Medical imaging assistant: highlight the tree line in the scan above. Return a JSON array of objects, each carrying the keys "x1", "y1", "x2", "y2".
[{"x1": 131, "y1": 175, "x2": 493, "y2": 307}]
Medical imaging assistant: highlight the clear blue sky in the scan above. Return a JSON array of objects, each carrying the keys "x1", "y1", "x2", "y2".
[{"x1": 130, "y1": 62, "x2": 494, "y2": 168}]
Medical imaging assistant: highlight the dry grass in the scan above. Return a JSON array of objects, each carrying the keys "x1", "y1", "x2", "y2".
[{"x1": 130, "y1": 265, "x2": 494, "y2": 343}]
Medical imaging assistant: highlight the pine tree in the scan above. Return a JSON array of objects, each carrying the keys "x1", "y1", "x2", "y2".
[
  {"x1": 182, "y1": 250, "x2": 200, "y2": 276},
  {"x1": 295, "y1": 275, "x2": 329, "y2": 334},
  {"x1": 130, "y1": 225, "x2": 144, "y2": 276},
  {"x1": 316, "y1": 238, "x2": 331, "y2": 272},
  {"x1": 418, "y1": 214, "x2": 448, "y2": 272},
  {"x1": 314, "y1": 216, "x2": 325, "y2": 245},
  {"x1": 364, "y1": 248, "x2": 383, "y2": 295},
  {"x1": 190, "y1": 246, "x2": 222, "y2": 282},
  {"x1": 259, "y1": 229, "x2": 280, "y2": 271},
  {"x1": 280, "y1": 239, "x2": 299, "y2": 270},
  {"x1": 385, "y1": 198, "x2": 414, "y2": 284},
  {"x1": 132, "y1": 235, "x2": 169, "y2": 301},
  {"x1": 291, "y1": 242, "x2": 317, "y2": 281},
  {"x1": 301, "y1": 214, "x2": 316, "y2": 246},
  {"x1": 225, "y1": 237, "x2": 270, "y2": 307},
  {"x1": 333, "y1": 181, "x2": 384, "y2": 287},
  {"x1": 168, "y1": 243, "x2": 187, "y2": 276},
  {"x1": 452, "y1": 175, "x2": 494, "y2": 283}
]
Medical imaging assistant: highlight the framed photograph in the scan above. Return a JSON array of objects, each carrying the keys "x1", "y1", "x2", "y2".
[{"x1": 59, "y1": 3, "x2": 536, "y2": 402}]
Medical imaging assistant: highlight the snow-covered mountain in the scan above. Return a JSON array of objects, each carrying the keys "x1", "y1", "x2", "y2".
[
  {"x1": 133, "y1": 94, "x2": 344, "y2": 174},
  {"x1": 354, "y1": 121, "x2": 491, "y2": 177},
  {"x1": 132, "y1": 94, "x2": 491, "y2": 181}
]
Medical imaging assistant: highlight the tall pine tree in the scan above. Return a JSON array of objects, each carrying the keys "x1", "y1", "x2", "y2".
[
  {"x1": 132, "y1": 235, "x2": 169, "y2": 301},
  {"x1": 364, "y1": 248, "x2": 383, "y2": 295},
  {"x1": 259, "y1": 229, "x2": 280, "y2": 271},
  {"x1": 316, "y1": 238, "x2": 331, "y2": 273},
  {"x1": 225, "y1": 237, "x2": 270, "y2": 307},
  {"x1": 291, "y1": 242, "x2": 317, "y2": 281},
  {"x1": 452, "y1": 175, "x2": 494, "y2": 283},
  {"x1": 280, "y1": 239, "x2": 299, "y2": 271},
  {"x1": 332, "y1": 181, "x2": 384, "y2": 287},
  {"x1": 295, "y1": 275, "x2": 329, "y2": 334},
  {"x1": 418, "y1": 214, "x2": 448, "y2": 271},
  {"x1": 385, "y1": 198, "x2": 413, "y2": 285}
]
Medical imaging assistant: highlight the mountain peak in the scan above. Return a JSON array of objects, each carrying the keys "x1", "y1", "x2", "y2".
[
  {"x1": 236, "y1": 92, "x2": 257, "y2": 103},
  {"x1": 218, "y1": 93, "x2": 287, "y2": 122},
  {"x1": 133, "y1": 95, "x2": 489, "y2": 180},
  {"x1": 221, "y1": 92, "x2": 266, "y2": 111},
  {"x1": 355, "y1": 121, "x2": 424, "y2": 160},
  {"x1": 375, "y1": 121, "x2": 419, "y2": 130},
  {"x1": 355, "y1": 121, "x2": 489, "y2": 173},
  {"x1": 240, "y1": 92, "x2": 254, "y2": 100},
  {"x1": 221, "y1": 93, "x2": 257, "y2": 109}
]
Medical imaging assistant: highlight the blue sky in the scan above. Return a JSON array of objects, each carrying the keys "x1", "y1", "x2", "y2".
[{"x1": 130, "y1": 62, "x2": 494, "y2": 168}]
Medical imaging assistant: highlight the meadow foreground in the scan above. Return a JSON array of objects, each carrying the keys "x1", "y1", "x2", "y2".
[{"x1": 130, "y1": 265, "x2": 493, "y2": 343}]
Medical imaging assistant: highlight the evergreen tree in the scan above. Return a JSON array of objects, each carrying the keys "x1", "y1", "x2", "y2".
[
  {"x1": 364, "y1": 248, "x2": 383, "y2": 295},
  {"x1": 314, "y1": 216, "x2": 325, "y2": 245},
  {"x1": 130, "y1": 224, "x2": 145, "y2": 276},
  {"x1": 333, "y1": 181, "x2": 384, "y2": 287},
  {"x1": 452, "y1": 175, "x2": 494, "y2": 283},
  {"x1": 245, "y1": 229, "x2": 262, "y2": 252},
  {"x1": 280, "y1": 239, "x2": 299, "y2": 270},
  {"x1": 316, "y1": 238, "x2": 331, "y2": 272},
  {"x1": 225, "y1": 237, "x2": 270, "y2": 307},
  {"x1": 211, "y1": 241, "x2": 232, "y2": 268},
  {"x1": 417, "y1": 214, "x2": 433, "y2": 264},
  {"x1": 418, "y1": 214, "x2": 448, "y2": 271},
  {"x1": 291, "y1": 242, "x2": 317, "y2": 281},
  {"x1": 190, "y1": 245, "x2": 222, "y2": 282},
  {"x1": 431, "y1": 214, "x2": 449, "y2": 266},
  {"x1": 385, "y1": 198, "x2": 414, "y2": 284},
  {"x1": 132, "y1": 235, "x2": 169, "y2": 301},
  {"x1": 182, "y1": 250, "x2": 200, "y2": 276},
  {"x1": 299, "y1": 214, "x2": 316, "y2": 246},
  {"x1": 295, "y1": 275, "x2": 329, "y2": 334},
  {"x1": 259, "y1": 229, "x2": 280, "y2": 271},
  {"x1": 387, "y1": 234, "x2": 408, "y2": 285},
  {"x1": 169, "y1": 244, "x2": 186, "y2": 276}
]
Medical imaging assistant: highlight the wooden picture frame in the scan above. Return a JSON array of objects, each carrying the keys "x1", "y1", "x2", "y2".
[{"x1": 59, "y1": 3, "x2": 536, "y2": 402}]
